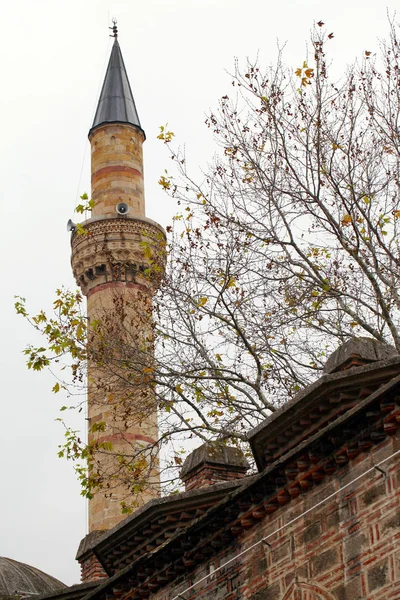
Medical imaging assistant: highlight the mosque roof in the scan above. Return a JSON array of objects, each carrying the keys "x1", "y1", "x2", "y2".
[{"x1": 0, "y1": 557, "x2": 66, "y2": 599}]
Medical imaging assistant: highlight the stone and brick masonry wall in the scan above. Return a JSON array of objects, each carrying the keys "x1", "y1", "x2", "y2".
[
  {"x1": 89, "y1": 123, "x2": 145, "y2": 219},
  {"x1": 152, "y1": 430, "x2": 400, "y2": 600}
]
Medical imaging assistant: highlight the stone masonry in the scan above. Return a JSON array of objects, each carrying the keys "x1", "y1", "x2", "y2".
[
  {"x1": 70, "y1": 37, "x2": 166, "y2": 534},
  {"x1": 89, "y1": 124, "x2": 146, "y2": 219}
]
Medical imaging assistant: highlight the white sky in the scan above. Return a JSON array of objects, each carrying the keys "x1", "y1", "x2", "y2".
[{"x1": 0, "y1": 0, "x2": 398, "y2": 587}]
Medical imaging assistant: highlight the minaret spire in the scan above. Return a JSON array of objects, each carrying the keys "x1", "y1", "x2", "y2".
[{"x1": 90, "y1": 23, "x2": 143, "y2": 136}]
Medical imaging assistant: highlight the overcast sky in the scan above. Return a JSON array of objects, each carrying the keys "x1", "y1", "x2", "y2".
[{"x1": 0, "y1": 0, "x2": 398, "y2": 587}]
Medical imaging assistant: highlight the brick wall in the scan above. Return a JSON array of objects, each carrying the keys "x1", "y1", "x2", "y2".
[
  {"x1": 184, "y1": 465, "x2": 248, "y2": 492},
  {"x1": 151, "y1": 430, "x2": 400, "y2": 600},
  {"x1": 79, "y1": 553, "x2": 108, "y2": 582}
]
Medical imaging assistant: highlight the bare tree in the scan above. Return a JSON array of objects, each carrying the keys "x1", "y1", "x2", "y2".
[{"x1": 16, "y1": 22, "x2": 400, "y2": 508}]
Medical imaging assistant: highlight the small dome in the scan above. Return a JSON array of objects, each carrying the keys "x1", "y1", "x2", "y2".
[{"x1": 0, "y1": 557, "x2": 66, "y2": 599}]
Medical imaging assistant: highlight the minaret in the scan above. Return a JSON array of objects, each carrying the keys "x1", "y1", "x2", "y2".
[{"x1": 70, "y1": 25, "x2": 165, "y2": 533}]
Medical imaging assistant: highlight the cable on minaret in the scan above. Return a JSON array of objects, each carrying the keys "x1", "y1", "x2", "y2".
[{"x1": 109, "y1": 18, "x2": 118, "y2": 39}]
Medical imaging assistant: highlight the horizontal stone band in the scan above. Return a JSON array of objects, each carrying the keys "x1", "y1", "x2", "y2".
[{"x1": 91, "y1": 165, "x2": 142, "y2": 184}]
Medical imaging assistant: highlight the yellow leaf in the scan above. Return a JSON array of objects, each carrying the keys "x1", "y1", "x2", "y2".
[
  {"x1": 158, "y1": 176, "x2": 171, "y2": 190},
  {"x1": 157, "y1": 124, "x2": 175, "y2": 143},
  {"x1": 52, "y1": 382, "x2": 60, "y2": 393},
  {"x1": 341, "y1": 214, "x2": 353, "y2": 226},
  {"x1": 76, "y1": 223, "x2": 88, "y2": 235},
  {"x1": 394, "y1": 210, "x2": 400, "y2": 218},
  {"x1": 198, "y1": 297, "x2": 208, "y2": 307}
]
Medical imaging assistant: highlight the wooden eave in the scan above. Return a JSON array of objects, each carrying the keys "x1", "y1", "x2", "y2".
[
  {"x1": 248, "y1": 356, "x2": 400, "y2": 470},
  {"x1": 78, "y1": 480, "x2": 245, "y2": 576},
  {"x1": 79, "y1": 371, "x2": 400, "y2": 600}
]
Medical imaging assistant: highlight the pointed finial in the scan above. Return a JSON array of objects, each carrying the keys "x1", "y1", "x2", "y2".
[{"x1": 109, "y1": 18, "x2": 118, "y2": 39}]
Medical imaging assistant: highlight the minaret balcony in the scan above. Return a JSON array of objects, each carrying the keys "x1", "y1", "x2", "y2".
[{"x1": 70, "y1": 216, "x2": 166, "y2": 296}]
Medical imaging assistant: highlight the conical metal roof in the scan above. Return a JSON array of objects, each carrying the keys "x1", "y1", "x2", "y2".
[
  {"x1": 0, "y1": 557, "x2": 66, "y2": 598},
  {"x1": 90, "y1": 39, "x2": 143, "y2": 136}
]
